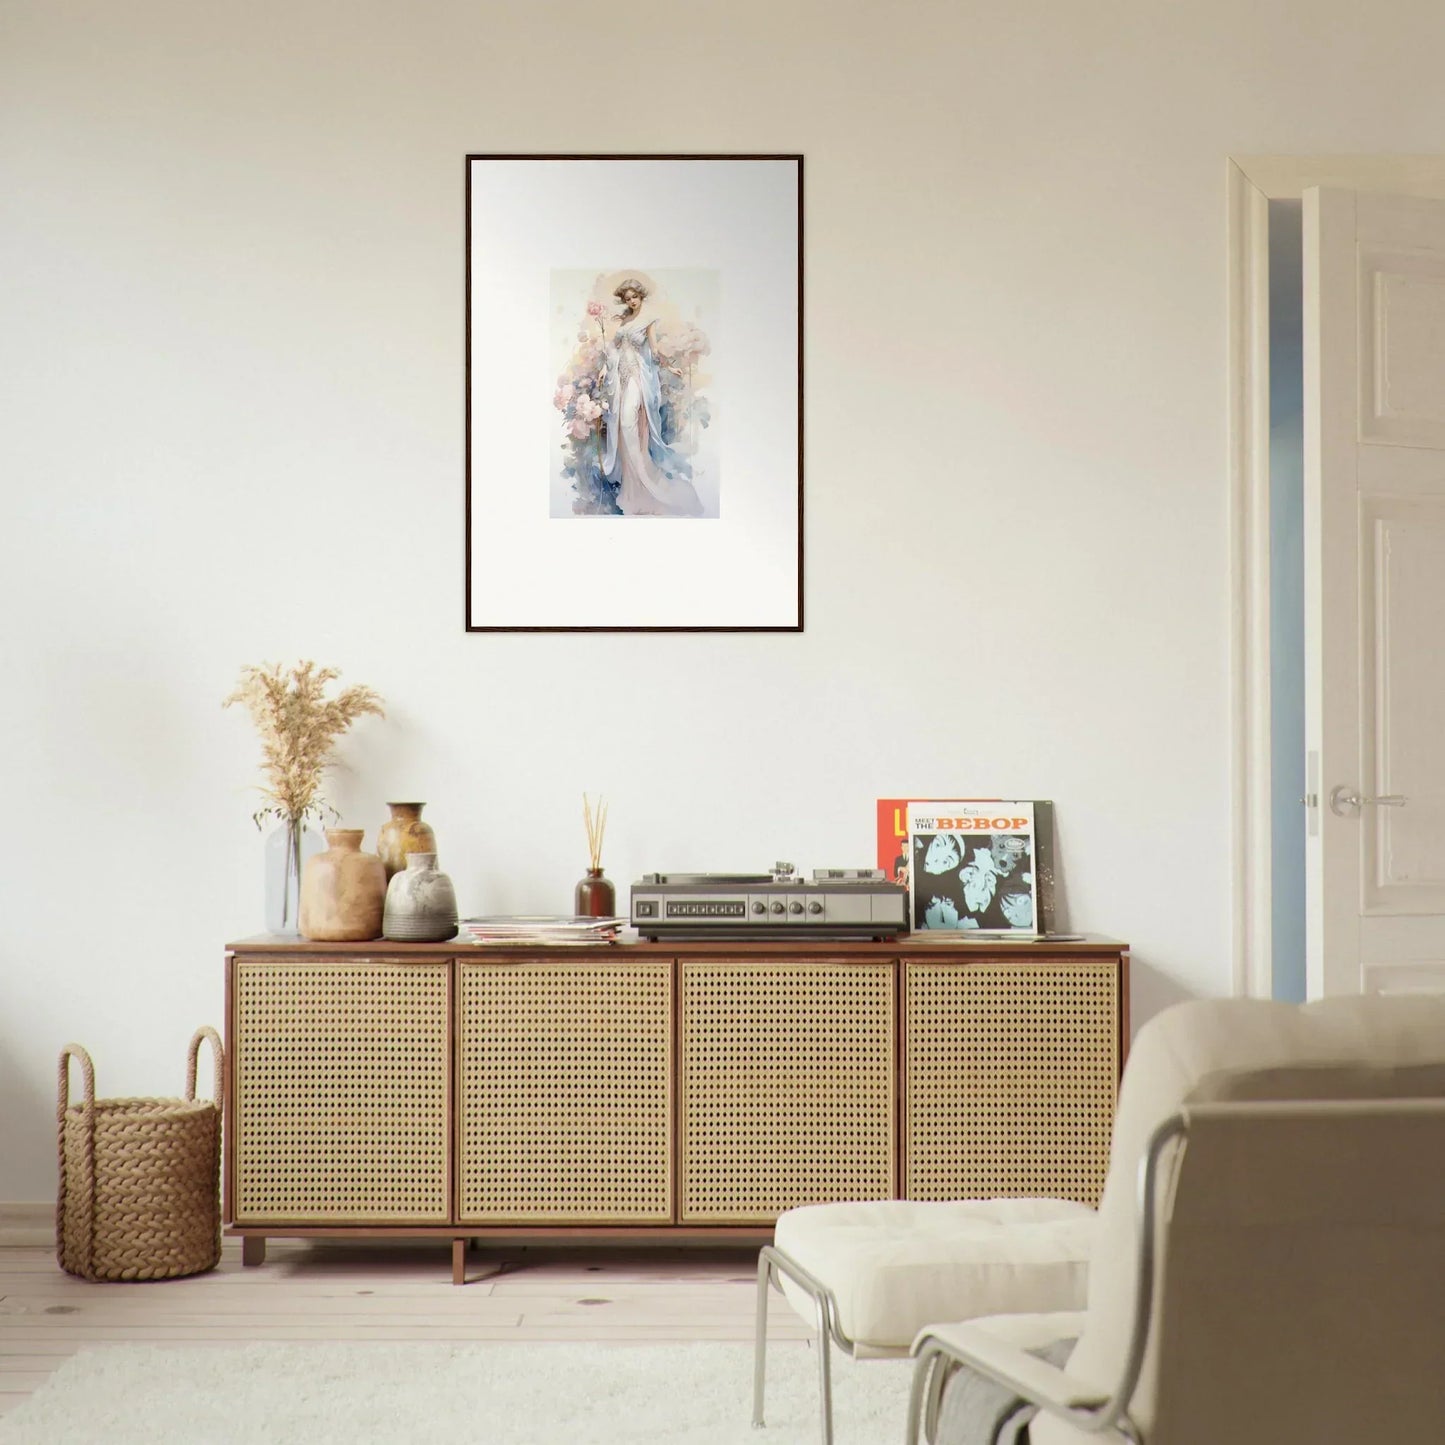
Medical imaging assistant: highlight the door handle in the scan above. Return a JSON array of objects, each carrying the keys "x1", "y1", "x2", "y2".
[{"x1": 1329, "y1": 785, "x2": 1408, "y2": 816}]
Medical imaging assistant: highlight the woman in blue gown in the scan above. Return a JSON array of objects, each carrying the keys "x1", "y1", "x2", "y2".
[{"x1": 600, "y1": 279, "x2": 704, "y2": 517}]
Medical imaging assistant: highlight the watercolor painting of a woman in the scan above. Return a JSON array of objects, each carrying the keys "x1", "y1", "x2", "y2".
[
  {"x1": 601, "y1": 279, "x2": 702, "y2": 516},
  {"x1": 552, "y1": 270, "x2": 715, "y2": 518}
]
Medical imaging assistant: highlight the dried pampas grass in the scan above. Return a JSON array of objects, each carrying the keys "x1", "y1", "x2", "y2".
[{"x1": 224, "y1": 661, "x2": 385, "y2": 827}]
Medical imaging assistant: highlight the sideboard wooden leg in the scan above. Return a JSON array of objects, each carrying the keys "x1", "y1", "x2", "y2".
[
  {"x1": 241, "y1": 1236, "x2": 266, "y2": 1268},
  {"x1": 452, "y1": 1237, "x2": 466, "y2": 1286}
]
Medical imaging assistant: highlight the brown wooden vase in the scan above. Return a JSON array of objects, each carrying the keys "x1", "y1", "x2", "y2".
[
  {"x1": 376, "y1": 802, "x2": 438, "y2": 881},
  {"x1": 299, "y1": 829, "x2": 386, "y2": 941}
]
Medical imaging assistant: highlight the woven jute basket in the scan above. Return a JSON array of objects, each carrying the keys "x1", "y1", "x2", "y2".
[{"x1": 56, "y1": 1026, "x2": 223, "y2": 1282}]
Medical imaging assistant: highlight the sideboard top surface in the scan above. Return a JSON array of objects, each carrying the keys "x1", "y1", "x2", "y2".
[{"x1": 228, "y1": 933, "x2": 1127, "y2": 958}]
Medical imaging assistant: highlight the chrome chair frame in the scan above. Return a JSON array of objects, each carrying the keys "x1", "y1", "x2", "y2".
[
  {"x1": 903, "y1": 1115, "x2": 1190, "y2": 1445},
  {"x1": 753, "y1": 1243, "x2": 872, "y2": 1445}
]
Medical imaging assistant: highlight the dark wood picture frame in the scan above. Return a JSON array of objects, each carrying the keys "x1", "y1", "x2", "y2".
[{"x1": 464, "y1": 153, "x2": 804, "y2": 633}]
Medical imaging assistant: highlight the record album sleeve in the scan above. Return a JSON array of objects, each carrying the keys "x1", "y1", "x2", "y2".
[{"x1": 879, "y1": 798, "x2": 1056, "y2": 934}]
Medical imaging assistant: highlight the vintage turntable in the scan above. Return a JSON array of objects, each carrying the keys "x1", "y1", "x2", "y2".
[{"x1": 630, "y1": 862, "x2": 907, "y2": 940}]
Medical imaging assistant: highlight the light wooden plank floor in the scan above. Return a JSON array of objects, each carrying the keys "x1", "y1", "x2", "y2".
[{"x1": 0, "y1": 1240, "x2": 812, "y2": 1417}]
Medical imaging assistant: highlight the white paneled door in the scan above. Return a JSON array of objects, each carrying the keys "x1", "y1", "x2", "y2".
[{"x1": 1304, "y1": 188, "x2": 1445, "y2": 996}]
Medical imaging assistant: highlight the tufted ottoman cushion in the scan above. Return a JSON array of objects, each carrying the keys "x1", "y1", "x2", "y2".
[{"x1": 773, "y1": 1198, "x2": 1097, "y2": 1356}]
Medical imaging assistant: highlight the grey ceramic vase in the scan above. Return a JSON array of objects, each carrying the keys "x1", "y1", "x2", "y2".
[{"x1": 382, "y1": 853, "x2": 459, "y2": 942}]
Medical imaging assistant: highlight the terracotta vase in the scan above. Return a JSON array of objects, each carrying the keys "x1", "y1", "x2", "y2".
[
  {"x1": 299, "y1": 829, "x2": 386, "y2": 941},
  {"x1": 383, "y1": 853, "x2": 460, "y2": 942},
  {"x1": 377, "y1": 802, "x2": 438, "y2": 880},
  {"x1": 574, "y1": 868, "x2": 616, "y2": 918}
]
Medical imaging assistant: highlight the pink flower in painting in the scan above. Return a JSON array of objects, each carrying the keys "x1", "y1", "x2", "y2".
[
  {"x1": 553, "y1": 383, "x2": 575, "y2": 411},
  {"x1": 568, "y1": 417, "x2": 591, "y2": 439},
  {"x1": 586, "y1": 300, "x2": 604, "y2": 317}
]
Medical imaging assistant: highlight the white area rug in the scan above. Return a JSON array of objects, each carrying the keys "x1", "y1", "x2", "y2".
[{"x1": 0, "y1": 1341, "x2": 914, "y2": 1444}]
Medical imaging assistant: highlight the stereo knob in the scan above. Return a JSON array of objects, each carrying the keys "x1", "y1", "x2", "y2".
[
  {"x1": 808, "y1": 901, "x2": 824, "y2": 915},
  {"x1": 770, "y1": 901, "x2": 785, "y2": 915},
  {"x1": 752, "y1": 901, "x2": 766, "y2": 915},
  {"x1": 789, "y1": 901, "x2": 804, "y2": 915}
]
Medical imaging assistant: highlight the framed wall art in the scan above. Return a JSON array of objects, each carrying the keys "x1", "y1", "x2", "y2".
[{"x1": 465, "y1": 154, "x2": 803, "y2": 632}]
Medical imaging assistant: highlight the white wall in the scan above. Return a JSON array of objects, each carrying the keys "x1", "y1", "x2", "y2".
[{"x1": 4, "y1": 0, "x2": 1442, "y2": 1202}]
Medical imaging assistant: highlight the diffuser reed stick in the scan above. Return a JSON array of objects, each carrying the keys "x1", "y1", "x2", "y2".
[{"x1": 583, "y1": 793, "x2": 608, "y2": 870}]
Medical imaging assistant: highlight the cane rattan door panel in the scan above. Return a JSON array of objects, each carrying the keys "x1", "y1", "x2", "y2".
[
  {"x1": 233, "y1": 958, "x2": 450, "y2": 1223},
  {"x1": 904, "y1": 959, "x2": 1118, "y2": 1206},
  {"x1": 456, "y1": 959, "x2": 672, "y2": 1223},
  {"x1": 680, "y1": 959, "x2": 895, "y2": 1223}
]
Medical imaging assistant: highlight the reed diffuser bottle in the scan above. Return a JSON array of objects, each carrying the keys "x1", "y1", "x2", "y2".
[{"x1": 575, "y1": 792, "x2": 616, "y2": 917}]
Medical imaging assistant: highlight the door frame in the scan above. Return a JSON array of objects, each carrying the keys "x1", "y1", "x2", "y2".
[{"x1": 1226, "y1": 156, "x2": 1445, "y2": 1000}]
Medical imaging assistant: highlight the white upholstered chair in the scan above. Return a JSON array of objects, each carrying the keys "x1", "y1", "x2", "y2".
[
  {"x1": 753, "y1": 1015, "x2": 1108, "y2": 1445},
  {"x1": 906, "y1": 993, "x2": 1445, "y2": 1445},
  {"x1": 753, "y1": 1196, "x2": 1097, "y2": 1441}
]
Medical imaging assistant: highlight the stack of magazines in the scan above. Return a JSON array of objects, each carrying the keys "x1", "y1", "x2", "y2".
[{"x1": 459, "y1": 915, "x2": 627, "y2": 946}]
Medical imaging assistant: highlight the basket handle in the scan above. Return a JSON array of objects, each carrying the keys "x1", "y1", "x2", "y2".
[
  {"x1": 185, "y1": 1026, "x2": 224, "y2": 1108},
  {"x1": 57, "y1": 1043, "x2": 96, "y2": 1125},
  {"x1": 56, "y1": 1042, "x2": 98, "y2": 1276}
]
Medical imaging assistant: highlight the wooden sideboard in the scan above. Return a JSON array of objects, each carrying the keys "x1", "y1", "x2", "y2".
[{"x1": 224, "y1": 935, "x2": 1129, "y2": 1282}]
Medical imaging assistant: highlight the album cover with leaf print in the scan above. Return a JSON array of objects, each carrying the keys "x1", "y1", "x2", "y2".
[{"x1": 877, "y1": 798, "x2": 1056, "y2": 934}]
